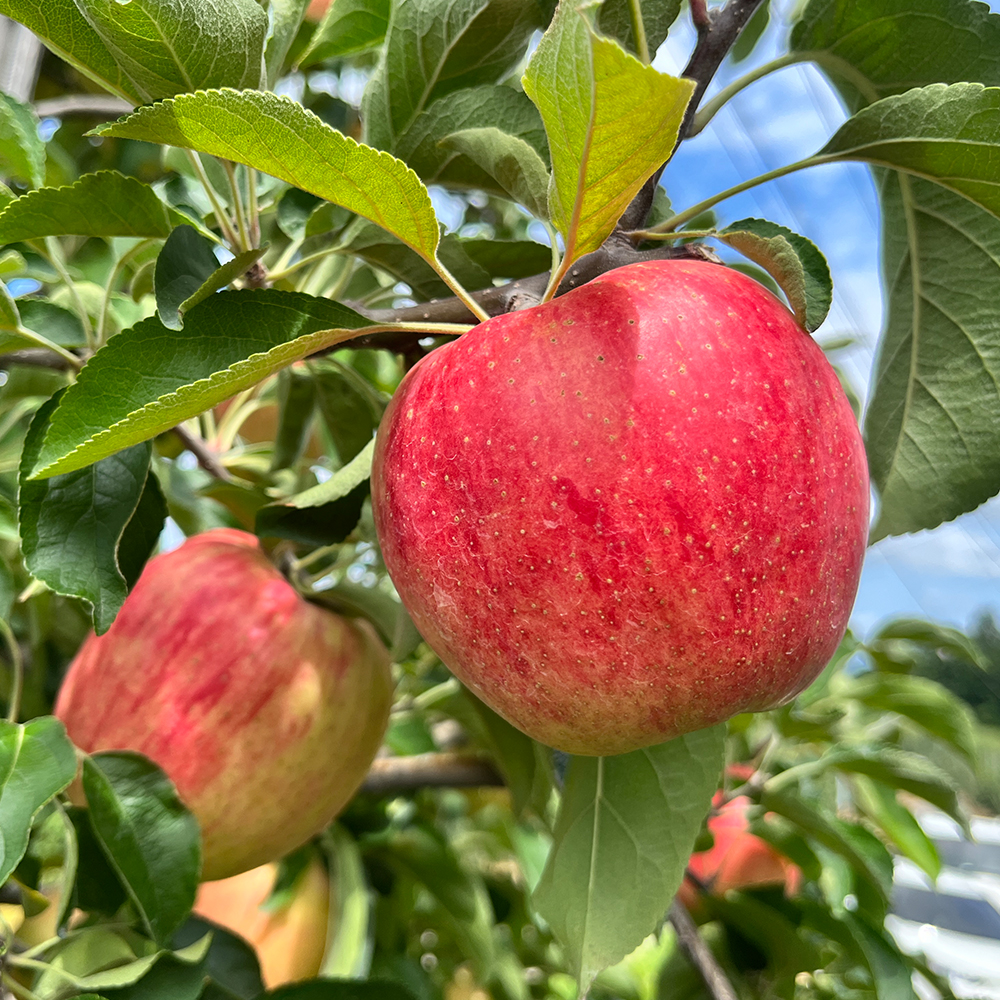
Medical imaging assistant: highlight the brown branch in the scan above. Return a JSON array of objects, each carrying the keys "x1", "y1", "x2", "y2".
[
  {"x1": 361, "y1": 752, "x2": 503, "y2": 795},
  {"x1": 33, "y1": 95, "x2": 133, "y2": 118},
  {"x1": 0, "y1": 349, "x2": 76, "y2": 371},
  {"x1": 668, "y1": 899, "x2": 740, "y2": 1000},
  {"x1": 172, "y1": 425, "x2": 233, "y2": 482}
]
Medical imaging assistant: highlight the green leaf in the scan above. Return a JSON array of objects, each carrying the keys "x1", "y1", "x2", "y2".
[
  {"x1": 92, "y1": 90, "x2": 442, "y2": 267},
  {"x1": 791, "y1": 0, "x2": 1000, "y2": 112},
  {"x1": 440, "y1": 128, "x2": 550, "y2": 218},
  {"x1": 341, "y1": 222, "x2": 491, "y2": 299},
  {"x1": 319, "y1": 826, "x2": 373, "y2": 980},
  {"x1": 28, "y1": 290, "x2": 374, "y2": 480},
  {"x1": 82, "y1": 752, "x2": 201, "y2": 945},
  {"x1": 19, "y1": 299, "x2": 87, "y2": 348},
  {"x1": 18, "y1": 393, "x2": 154, "y2": 634},
  {"x1": 534, "y1": 726, "x2": 725, "y2": 989},
  {"x1": 32, "y1": 929, "x2": 210, "y2": 1000},
  {"x1": 271, "y1": 366, "x2": 317, "y2": 471},
  {"x1": 312, "y1": 361, "x2": 384, "y2": 464},
  {"x1": 852, "y1": 775, "x2": 940, "y2": 879},
  {"x1": 845, "y1": 671, "x2": 979, "y2": 763},
  {"x1": 99, "y1": 940, "x2": 210, "y2": 1000},
  {"x1": 73, "y1": 0, "x2": 267, "y2": 102},
  {"x1": 0, "y1": 171, "x2": 186, "y2": 245},
  {"x1": 596, "y1": 0, "x2": 680, "y2": 59},
  {"x1": 265, "y1": 0, "x2": 311, "y2": 86},
  {"x1": 154, "y1": 225, "x2": 268, "y2": 329},
  {"x1": 450, "y1": 688, "x2": 554, "y2": 819},
  {"x1": 256, "y1": 438, "x2": 373, "y2": 545},
  {"x1": 0, "y1": 717, "x2": 77, "y2": 885},
  {"x1": 0, "y1": 276, "x2": 18, "y2": 336},
  {"x1": 117, "y1": 471, "x2": 168, "y2": 591},
  {"x1": 841, "y1": 912, "x2": 918, "y2": 1000},
  {"x1": 730, "y1": 0, "x2": 769, "y2": 64},
  {"x1": 362, "y1": 0, "x2": 552, "y2": 153},
  {"x1": 864, "y1": 175, "x2": 1000, "y2": 538},
  {"x1": 716, "y1": 218, "x2": 832, "y2": 332},
  {"x1": 173, "y1": 916, "x2": 264, "y2": 1000},
  {"x1": 522, "y1": 0, "x2": 693, "y2": 269},
  {"x1": 297, "y1": 0, "x2": 391, "y2": 64},
  {"x1": 817, "y1": 83, "x2": 1000, "y2": 222},
  {"x1": 870, "y1": 617, "x2": 991, "y2": 671},
  {"x1": 0, "y1": 0, "x2": 139, "y2": 101},
  {"x1": 393, "y1": 86, "x2": 548, "y2": 195},
  {"x1": 460, "y1": 238, "x2": 552, "y2": 280},
  {"x1": 0, "y1": 92, "x2": 44, "y2": 188}
]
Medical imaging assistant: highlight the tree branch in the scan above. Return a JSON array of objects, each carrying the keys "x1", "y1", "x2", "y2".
[
  {"x1": 668, "y1": 899, "x2": 740, "y2": 1000},
  {"x1": 361, "y1": 752, "x2": 503, "y2": 795},
  {"x1": 0, "y1": 349, "x2": 76, "y2": 372},
  {"x1": 172, "y1": 425, "x2": 233, "y2": 482}
]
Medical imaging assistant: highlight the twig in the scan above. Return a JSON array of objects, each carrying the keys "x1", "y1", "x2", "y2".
[
  {"x1": 0, "y1": 348, "x2": 77, "y2": 372},
  {"x1": 668, "y1": 899, "x2": 740, "y2": 1000},
  {"x1": 361, "y1": 753, "x2": 503, "y2": 795},
  {"x1": 172, "y1": 425, "x2": 233, "y2": 482},
  {"x1": 0, "y1": 617, "x2": 23, "y2": 723},
  {"x1": 33, "y1": 95, "x2": 133, "y2": 118}
]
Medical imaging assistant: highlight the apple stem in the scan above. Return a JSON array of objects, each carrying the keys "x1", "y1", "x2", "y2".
[
  {"x1": 668, "y1": 899, "x2": 740, "y2": 1000},
  {"x1": 0, "y1": 616, "x2": 24, "y2": 724}
]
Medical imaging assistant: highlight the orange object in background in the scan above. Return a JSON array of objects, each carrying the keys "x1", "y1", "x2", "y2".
[
  {"x1": 681, "y1": 794, "x2": 800, "y2": 910},
  {"x1": 305, "y1": 0, "x2": 330, "y2": 20},
  {"x1": 194, "y1": 858, "x2": 330, "y2": 988}
]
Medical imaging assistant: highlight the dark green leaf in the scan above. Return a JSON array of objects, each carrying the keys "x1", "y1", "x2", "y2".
[
  {"x1": 841, "y1": 912, "x2": 918, "y2": 1000},
  {"x1": 717, "y1": 218, "x2": 832, "y2": 332},
  {"x1": 310, "y1": 579, "x2": 421, "y2": 660},
  {"x1": 173, "y1": 915, "x2": 264, "y2": 1000},
  {"x1": 534, "y1": 726, "x2": 725, "y2": 989},
  {"x1": 265, "y1": 0, "x2": 311, "y2": 86},
  {"x1": 19, "y1": 392, "x2": 153, "y2": 633},
  {"x1": 117, "y1": 471, "x2": 168, "y2": 591},
  {"x1": 82, "y1": 752, "x2": 201, "y2": 945},
  {"x1": 73, "y1": 0, "x2": 267, "y2": 102},
  {"x1": 0, "y1": 172, "x2": 185, "y2": 244},
  {"x1": 297, "y1": 0, "x2": 391, "y2": 64},
  {"x1": 459, "y1": 239, "x2": 552, "y2": 280},
  {"x1": 0, "y1": 0, "x2": 139, "y2": 101},
  {"x1": 29, "y1": 290, "x2": 373, "y2": 479},
  {"x1": 817, "y1": 84, "x2": 1000, "y2": 221},
  {"x1": 312, "y1": 362, "x2": 384, "y2": 465},
  {"x1": 0, "y1": 717, "x2": 77, "y2": 885},
  {"x1": 730, "y1": 0, "x2": 769, "y2": 63},
  {"x1": 100, "y1": 943, "x2": 209, "y2": 1000},
  {"x1": 155, "y1": 225, "x2": 222, "y2": 329},
  {"x1": 67, "y1": 804, "x2": 129, "y2": 916},
  {"x1": 92, "y1": 91, "x2": 441, "y2": 266},
  {"x1": 271, "y1": 366, "x2": 317, "y2": 471},
  {"x1": 362, "y1": 0, "x2": 552, "y2": 153},
  {"x1": 19, "y1": 300, "x2": 87, "y2": 349},
  {"x1": 791, "y1": 0, "x2": 1000, "y2": 112},
  {"x1": 873, "y1": 618, "x2": 990, "y2": 669},
  {"x1": 342, "y1": 222, "x2": 491, "y2": 299},
  {"x1": 393, "y1": 86, "x2": 548, "y2": 194},
  {"x1": 0, "y1": 92, "x2": 44, "y2": 188},
  {"x1": 596, "y1": 0, "x2": 680, "y2": 59},
  {"x1": 439, "y1": 128, "x2": 550, "y2": 218}
]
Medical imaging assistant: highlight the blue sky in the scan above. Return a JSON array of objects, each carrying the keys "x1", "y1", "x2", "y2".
[{"x1": 653, "y1": 1, "x2": 1000, "y2": 637}]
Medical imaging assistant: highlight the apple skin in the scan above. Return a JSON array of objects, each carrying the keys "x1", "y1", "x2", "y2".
[
  {"x1": 194, "y1": 857, "x2": 329, "y2": 988},
  {"x1": 372, "y1": 260, "x2": 868, "y2": 755},
  {"x1": 55, "y1": 528, "x2": 393, "y2": 880}
]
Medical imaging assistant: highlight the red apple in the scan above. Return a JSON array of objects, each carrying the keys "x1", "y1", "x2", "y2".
[
  {"x1": 687, "y1": 794, "x2": 799, "y2": 896},
  {"x1": 55, "y1": 528, "x2": 393, "y2": 880},
  {"x1": 194, "y1": 857, "x2": 329, "y2": 987},
  {"x1": 372, "y1": 260, "x2": 868, "y2": 755}
]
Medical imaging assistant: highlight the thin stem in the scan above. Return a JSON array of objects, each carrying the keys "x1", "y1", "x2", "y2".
[
  {"x1": 0, "y1": 616, "x2": 24, "y2": 724},
  {"x1": 222, "y1": 160, "x2": 251, "y2": 252},
  {"x1": 173, "y1": 424, "x2": 233, "y2": 482},
  {"x1": 626, "y1": 0, "x2": 650, "y2": 63},
  {"x1": 654, "y1": 155, "x2": 824, "y2": 232},
  {"x1": 690, "y1": 52, "x2": 804, "y2": 136},
  {"x1": 669, "y1": 900, "x2": 739, "y2": 1000},
  {"x1": 247, "y1": 169, "x2": 260, "y2": 247},
  {"x1": 269, "y1": 244, "x2": 348, "y2": 283},
  {"x1": 541, "y1": 253, "x2": 572, "y2": 304},
  {"x1": 184, "y1": 150, "x2": 240, "y2": 248},
  {"x1": 292, "y1": 543, "x2": 343, "y2": 574},
  {"x1": 11, "y1": 327, "x2": 80, "y2": 369},
  {"x1": 629, "y1": 228, "x2": 717, "y2": 242},
  {"x1": 3, "y1": 973, "x2": 44, "y2": 1000},
  {"x1": 96, "y1": 239, "x2": 154, "y2": 348},
  {"x1": 41, "y1": 238, "x2": 93, "y2": 348},
  {"x1": 430, "y1": 260, "x2": 490, "y2": 323}
]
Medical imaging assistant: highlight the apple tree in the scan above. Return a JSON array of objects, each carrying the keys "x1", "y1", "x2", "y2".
[{"x1": 0, "y1": 0, "x2": 997, "y2": 998}]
